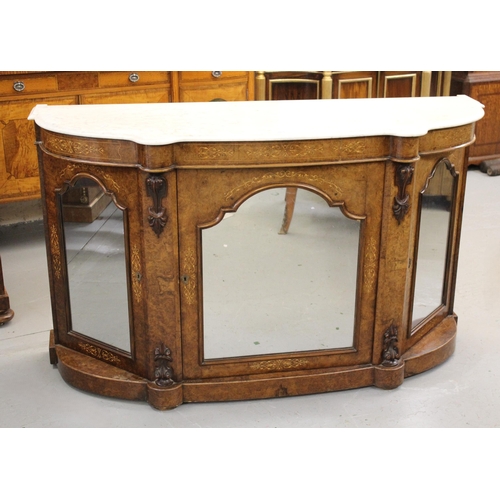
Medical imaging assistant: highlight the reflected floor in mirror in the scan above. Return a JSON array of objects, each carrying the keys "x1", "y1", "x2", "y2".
[
  {"x1": 64, "y1": 201, "x2": 131, "y2": 353},
  {"x1": 202, "y1": 188, "x2": 360, "y2": 359}
]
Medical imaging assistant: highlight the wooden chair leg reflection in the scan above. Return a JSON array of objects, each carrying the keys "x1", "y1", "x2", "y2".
[
  {"x1": 279, "y1": 187, "x2": 298, "y2": 235},
  {"x1": 0, "y1": 256, "x2": 14, "y2": 326}
]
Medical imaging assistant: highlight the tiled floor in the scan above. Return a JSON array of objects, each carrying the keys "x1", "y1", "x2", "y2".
[{"x1": 1, "y1": 169, "x2": 499, "y2": 427}]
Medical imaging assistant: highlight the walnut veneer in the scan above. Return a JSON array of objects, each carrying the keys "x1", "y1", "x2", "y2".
[{"x1": 32, "y1": 97, "x2": 482, "y2": 410}]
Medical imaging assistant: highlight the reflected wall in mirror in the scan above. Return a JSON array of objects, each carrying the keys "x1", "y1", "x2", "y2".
[
  {"x1": 202, "y1": 187, "x2": 361, "y2": 359},
  {"x1": 60, "y1": 177, "x2": 132, "y2": 353},
  {"x1": 411, "y1": 159, "x2": 456, "y2": 329}
]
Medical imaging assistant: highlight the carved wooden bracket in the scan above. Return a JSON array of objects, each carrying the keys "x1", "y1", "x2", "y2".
[
  {"x1": 393, "y1": 163, "x2": 414, "y2": 224},
  {"x1": 146, "y1": 175, "x2": 167, "y2": 237},
  {"x1": 381, "y1": 323, "x2": 400, "y2": 367},
  {"x1": 154, "y1": 343, "x2": 175, "y2": 387}
]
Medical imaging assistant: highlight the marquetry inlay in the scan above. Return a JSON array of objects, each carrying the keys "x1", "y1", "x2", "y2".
[
  {"x1": 363, "y1": 237, "x2": 378, "y2": 293},
  {"x1": 60, "y1": 163, "x2": 121, "y2": 193},
  {"x1": 176, "y1": 137, "x2": 389, "y2": 167},
  {"x1": 43, "y1": 130, "x2": 137, "y2": 163},
  {"x1": 181, "y1": 250, "x2": 197, "y2": 305},
  {"x1": 131, "y1": 245, "x2": 142, "y2": 303},
  {"x1": 250, "y1": 358, "x2": 308, "y2": 371},
  {"x1": 419, "y1": 124, "x2": 475, "y2": 155},
  {"x1": 224, "y1": 170, "x2": 343, "y2": 202},
  {"x1": 49, "y1": 224, "x2": 62, "y2": 280},
  {"x1": 46, "y1": 136, "x2": 105, "y2": 157},
  {"x1": 78, "y1": 342, "x2": 121, "y2": 364}
]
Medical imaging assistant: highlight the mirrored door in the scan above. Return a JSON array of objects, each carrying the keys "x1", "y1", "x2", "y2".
[
  {"x1": 177, "y1": 165, "x2": 382, "y2": 379},
  {"x1": 59, "y1": 177, "x2": 132, "y2": 353},
  {"x1": 411, "y1": 158, "x2": 457, "y2": 330}
]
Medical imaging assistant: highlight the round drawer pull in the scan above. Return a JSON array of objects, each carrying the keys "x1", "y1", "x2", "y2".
[
  {"x1": 212, "y1": 71, "x2": 222, "y2": 78},
  {"x1": 13, "y1": 81, "x2": 25, "y2": 92},
  {"x1": 129, "y1": 73, "x2": 140, "y2": 83}
]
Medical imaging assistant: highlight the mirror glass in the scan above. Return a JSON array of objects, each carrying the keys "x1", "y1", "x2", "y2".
[
  {"x1": 61, "y1": 178, "x2": 131, "y2": 353},
  {"x1": 411, "y1": 161, "x2": 455, "y2": 329},
  {"x1": 202, "y1": 187, "x2": 361, "y2": 359}
]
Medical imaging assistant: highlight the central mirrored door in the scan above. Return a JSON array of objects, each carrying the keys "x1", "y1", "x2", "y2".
[
  {"x1": 201, "y1": 188, "x2": 361, "y2": 359},
  {"x1": 178, "y1": 165, "x2": 382, "y2": 379}
]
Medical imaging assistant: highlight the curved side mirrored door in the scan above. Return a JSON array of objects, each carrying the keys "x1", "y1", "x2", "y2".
[
  {"x1": 60, "y1": 177, "x2": 131, "y2": 353},
  {"x1": 411, "y1": 160, "x2": 456, "y2": 329},
  {"x1": 202, "y1": 187, "x2": 361, "y2": 359}
]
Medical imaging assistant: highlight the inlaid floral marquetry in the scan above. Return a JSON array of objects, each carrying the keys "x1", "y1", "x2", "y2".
[
  {"x1": 177, "y1": 137, "x2": 388, "y2": 167},
  {"x1": 47, "y1": 137, "x2": 106, "y2": 157},
  {"x1": 78, "y1": 342, "x2": 121, "y2": 364},
  {"x1": 131, "y1": 245, "x2": 142, "y2": 303},
  {"x1": 224, "y1": 170, "x2": 343, "y2": 201},
  {"x1": 181, "y1": 250, "x2": 197, "y2": 305},
  {"x1": 42, "y1": 130, "x2": 137, "y2": 164},
  {"x1": 60, "y1": 164, "x2": 121, "y2": 193},
  {"x1": 49, "y1": 224, "x2": 62, "y2": 280},
  {"x1": 250, "y1": 358, "x2": 308, "y2": 371},
  {"x1": 363, "y1": 237, "x2": 378, "y2": 293}
]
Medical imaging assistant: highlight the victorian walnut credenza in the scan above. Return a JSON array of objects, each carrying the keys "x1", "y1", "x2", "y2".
[{"x1": 29, "y1": 96, "x2": 483, "y2": 410}]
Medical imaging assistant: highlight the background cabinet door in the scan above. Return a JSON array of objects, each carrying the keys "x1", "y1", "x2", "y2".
[
  {"x1": 332, "y1": 71, "x2": 378, "y2": 99},
  {"x1": 378, "y1": 71, "x2": 422, "y2": 97}
]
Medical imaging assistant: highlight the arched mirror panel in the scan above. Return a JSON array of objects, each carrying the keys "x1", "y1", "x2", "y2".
[
  {"x1": 58, "y1": 177, "x2": 132, "y2": 353},
  {"x1": 411, "y1": 159, "x2": 457, "y2": 330},
  {"x1": 201, "y1": 187, "x2": 361, "y2": 359}
]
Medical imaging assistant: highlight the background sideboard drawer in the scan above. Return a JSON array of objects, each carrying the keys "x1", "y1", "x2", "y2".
[
  {"x1": 0, "y1": 75, "x2": 58, "y2": 97},
  {"x1": 179, "y1": 71, "x2": 248, "y2": 83},
  {"x1": 98, "y1": 71, "x2": 171, "y2": 88},
  {"x1": 179, "y1": 84, "x2": 248, "y2": 102}
]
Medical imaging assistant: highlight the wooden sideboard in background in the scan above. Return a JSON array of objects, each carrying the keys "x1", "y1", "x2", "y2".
[
  {"x1": 255, "y1": 71, "x2": 451, "y2": 100},
  {"x1": 0, "y1": 71, "x2": 255, "y2": 204},
  {"x1": 450, "y1": 71, "x2": 500, "y2": 166}
]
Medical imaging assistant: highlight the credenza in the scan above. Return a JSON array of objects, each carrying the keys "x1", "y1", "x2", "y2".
[{"x1": 30, "y1": 96, "x2": 483, "y2": 409}]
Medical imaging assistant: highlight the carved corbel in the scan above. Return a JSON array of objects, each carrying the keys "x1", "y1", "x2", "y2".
[
  {"x1": 146, "y1": 175, "x2": 167, "y2": 237},
  {"x1": 154, "y1": 343, "x2": 175, "y2": 387},
  {"x1": 393, "y1": 162, "x2": 414, "y2": 224},
  {"x1": 381, "y1": 323, "x2": 400, "y2": 367}
]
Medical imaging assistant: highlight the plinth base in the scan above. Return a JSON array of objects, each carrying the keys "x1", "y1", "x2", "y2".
[{"x1": 49, "y1": 316, "x2": 457, "y2": 411}]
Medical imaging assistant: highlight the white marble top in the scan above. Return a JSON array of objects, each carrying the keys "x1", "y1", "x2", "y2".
[{"x1": 29, "y1": 96, "x2": 484, "y2": 146}]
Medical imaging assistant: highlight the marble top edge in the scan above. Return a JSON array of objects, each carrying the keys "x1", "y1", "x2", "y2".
[{"x1": 28, "y1": 96, "x2": 485, "y2": 146}]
